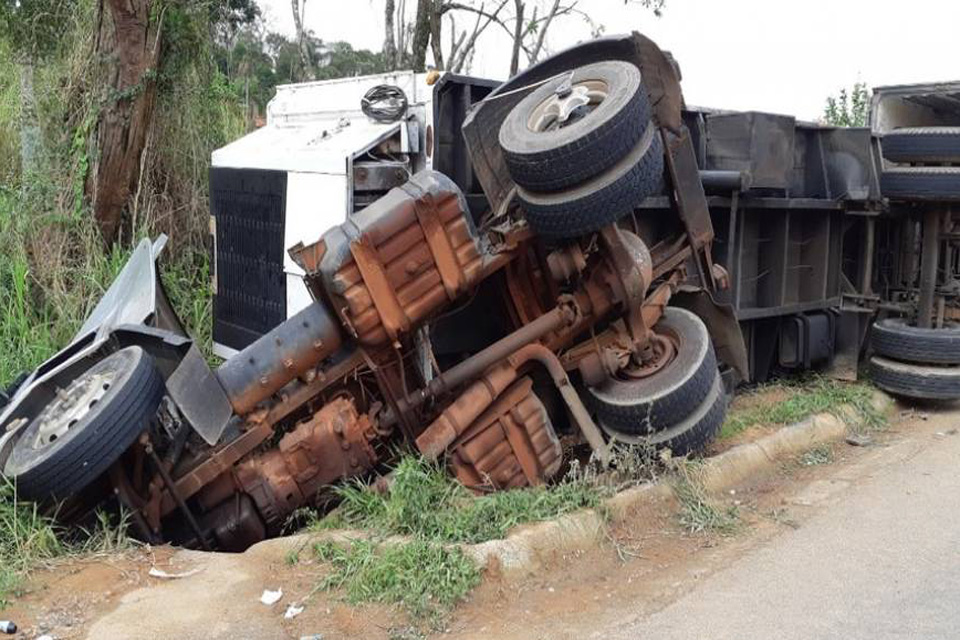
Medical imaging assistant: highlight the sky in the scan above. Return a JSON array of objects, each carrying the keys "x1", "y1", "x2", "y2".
[{"x1": 258, "y1": 0, "x2": 960, "y2": 121}]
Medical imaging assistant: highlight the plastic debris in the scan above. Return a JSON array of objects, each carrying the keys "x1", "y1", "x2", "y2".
[
  {"x1": 260, "y1": 588, "x2": 283, "y2": 605},
  {"x1": 0, "y1": 621, "x2": 16, "y2": 635},
  {"x1": 284, "y1": 604, "x2": 305, "y2": 620},
  {"x1": 148, "y1": 567, "x2": 202, "y2": 580}
]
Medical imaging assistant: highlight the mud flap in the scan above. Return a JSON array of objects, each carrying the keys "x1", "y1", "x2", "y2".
[{"x1": 671, "y1": 289, "x2": 749, "y2": 383}]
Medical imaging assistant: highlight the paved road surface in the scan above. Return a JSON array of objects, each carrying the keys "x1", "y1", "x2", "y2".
[{"x1": 600, "y1": 421, "x2": 960, "y2": 640}]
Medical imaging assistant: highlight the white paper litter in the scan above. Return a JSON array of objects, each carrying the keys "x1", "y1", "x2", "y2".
[
  {"x1": 284, "y1": 603, "x2": 305, "y2": 619},
  {"x1": 260, "y1": 588, "x2": 283, "y2": 605},
  {"x1": 148, "y1": 567, "x2": 202, "y2": 580}
]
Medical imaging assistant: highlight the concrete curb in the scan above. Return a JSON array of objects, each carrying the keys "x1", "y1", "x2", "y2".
[
  {"x1": 462, "y1": 390, "x2": 893, "y2": 578},
  {"x1": 246, "y1": 391, "x2": 893, "y2": 580}
]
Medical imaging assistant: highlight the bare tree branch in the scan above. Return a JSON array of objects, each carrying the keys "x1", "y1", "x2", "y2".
[{"x1": 450, "y1": 0, "x2": 508, "y2": 73}]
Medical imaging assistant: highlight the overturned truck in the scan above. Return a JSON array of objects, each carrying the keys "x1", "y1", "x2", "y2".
[{"x1": 1, "y1": 34, "x2": 956, "y2": 551}]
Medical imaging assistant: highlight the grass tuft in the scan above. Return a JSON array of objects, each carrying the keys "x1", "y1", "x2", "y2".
[
  {"x1": 721, "y1": 376, "x2": 883, "y2": 440},
  {"x1": 671, "y1": 461, "x2": 739, "y2": 535},
  {"x1": 0, "y1": 480, "x2": 63, "y2": 606},
  {"x1": 799, "y1": 444, "x2": 834, "y2": 467},
  {"x1": 327, "y1": 457, "x2": 602, "y2": 544},
  {"x1": 308, "y1": 456, "x2": 606, "y2": 620},
  {"x1": 314, "y1": 539, "x2": 481, "y2": 619}
]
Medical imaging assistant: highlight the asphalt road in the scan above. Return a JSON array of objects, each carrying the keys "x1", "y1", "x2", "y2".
[{"x1": 599, "y1": 418, "x2": 960, "y2": 640}]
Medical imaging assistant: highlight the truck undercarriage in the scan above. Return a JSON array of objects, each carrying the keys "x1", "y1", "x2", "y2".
[{"x1": 2, "y1": 33, "x2": 958, "y2": 551}]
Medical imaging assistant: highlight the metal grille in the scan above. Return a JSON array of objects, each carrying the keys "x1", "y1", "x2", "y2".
[{"x1": 210, "y1": 168, "x2": 287, "y2": 351}]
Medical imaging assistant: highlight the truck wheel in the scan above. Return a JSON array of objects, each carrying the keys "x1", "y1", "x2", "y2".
[
  {"x1": 869, "y1": 356, "x2": 960, "y2": 401},
  {"x1": 602, "y1": 372, "x2": 726, "y2": 457},
  {"x1": 517, "y1": 123, "x2": 664, "y2": 238},
  {"x1": 871, "y1": 318, "x2": 960, "y2": 365},
  {"x1": 883, "y1": 127, "x2": 960, "y2": 164},
  {"x1": 586, "y1": 308, "x2": 717, "y2": 435},
  {"x1": 4, "y1": 347, "x2": 165, "y2": 500},
  {"x1": 881, "y1": 167, "x2": 960, "y2": 200},
  {"x1": 500, "y1": 60, "x2": 651, "y2": 192}
]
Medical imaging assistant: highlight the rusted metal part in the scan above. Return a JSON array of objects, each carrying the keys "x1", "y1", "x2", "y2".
[
  {"x1": 449, "y1": 377, "x2": 562, "y2": 491},
  {"x1": 504, "y1": 249, "x2": 553, "y2": 328},
  {"x1": 663, "y1": 127, "x2": 717, "y2": 291},
  {"x1": 547, "y1": 244, "x2": 587, "y2": 283},
  {"x1": 143, "y1": 433, "x2": 212, "y2": 550},
  {"x1": 260, "y1": 351, "x2": 366, "y2": 427},
  {"x1": 314, "y1": 172, "x2": 487, "y2": 347},
  {"x1": 599, "y1": 225, "x2": 653, "y2": 350},
  {"x1": 512, "y1": 344, "x2": 610, "y2": 464},
  {"x1": 161, "y1": 352, "x2": 366, "y2": 517},
  {"x1": 385, "y1": 301, "x2": 579, "y2": 425},
  {"x1": 235, "y1": 397, "x2": 377, "y2": 532},
  {"x1": 161, "y1": 421, "x2": 273, "y2": 516},
  {"x1": 216, "y1": 300, "x2": 344, "y2": 415},
  {"x1": 418, "y1": 342, "x2": 610, "y2": 464},
  {"x1": 189, "y1": 397, "x2": 377, "y2": 543}
]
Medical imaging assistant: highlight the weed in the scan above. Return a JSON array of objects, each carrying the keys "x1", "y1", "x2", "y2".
[
  {"x1": 670, "y1": 461, "x2": 738, "y2": 535},
  {"x1": 308, "y1": 456, "x2": 606, "y2": 622},
  {"x1": 0, "y1": 480, "x2": 63, "y2": 606},
  {"x1": 327, "y1": 457, "x2": 602, "y2": 544},
  {"x1": 285, "y1": 549, "x2": 300, "y2": 566},
  {"x1": 314, "y1": 539, "x2": 480, "y2": 620},
  {"x1": 721, "y1": 376, "x2": 883, "y2": 440},
  {"x1": 799, "y1": 444, "x2": 834, "y2": 467}
]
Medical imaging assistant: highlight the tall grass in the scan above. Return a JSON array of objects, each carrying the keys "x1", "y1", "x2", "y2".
[{"x1": 0, "y1": 1, "x2": 245, "y2": 386}]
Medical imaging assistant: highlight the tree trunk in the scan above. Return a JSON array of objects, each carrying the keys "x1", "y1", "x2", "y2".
[
  {"x1": 17, "y1": 57, "x2": 41, "y2": 178},
  {"x1": 410, "y1": 0, "x2": 432, "y2": 72},
  {"x1": 509, "y1": 0, "x2": 525, "y2": 76},
  {"x1": 88, "y1": 0, "x2": 162, "y2": 245},
  {"x1": 383, "y1": 0, "x2": 397, "y2": 69},
  {"x1": 428, "y1": 0, "x2": 444, "y2": 70},
  {"x1": 291, "y1": 0, "x2": 313, "y2": 80}
]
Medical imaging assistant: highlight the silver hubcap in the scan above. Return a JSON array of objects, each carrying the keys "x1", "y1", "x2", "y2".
[
  {"x1": 30, "y1": 368, "x2": 116, "y2": 449},
  {"x1": 527, "y1": 79, "x2": 609, "y2": 133}
]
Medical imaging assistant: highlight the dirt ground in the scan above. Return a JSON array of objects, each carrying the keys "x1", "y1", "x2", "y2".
[{"x1": 0, "y1": 394, "x2": 947, "y2": 640}]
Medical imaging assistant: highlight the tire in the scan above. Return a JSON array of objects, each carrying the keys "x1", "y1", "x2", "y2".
[
  {"x1": 883, "y1": 127, "x2": 960, "y2": 164},
  {"x1": 881, "y1": 167, "x2": 960, "y2": 200},
  {"x1": 4, "y1": 347, "x2": 165, "y2": 500},
  {"x1": 601, "y1": 372, "x2": 726, "y2": 456},
  {"x1": 871, "y1": 318, "x2": 960, "y2": 365},
  {"x1": 869, "y1": 356, "x2": 960, "y2": 401},
  {"x1": 500, "y1": 61, "x2": 651, "y2": 192},
  {"x1": 518, "y1": 123, "x2": 664, "y2": 239},
  {"x1": 586, "y1": 308, "x2": 716, "y2": 435}
]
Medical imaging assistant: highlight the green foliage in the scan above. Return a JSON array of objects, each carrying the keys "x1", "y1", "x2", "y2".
[
  {"x1": 308, "y1": 457, "x2": 603, "y2": 621},
  {"x1": 314, "y1": 539, "x2": 481, "y2": 619},
  {"x1": 721, "y1": 376, "x2": 883, "y2": 440},
  {"x1": 315, "y1": 41, "x2": 386, "y2": 81},
  {"x1": 0, "y1": 479, "x2": 63, "y2": 606},
  {"x1": 0, "y1": 0, "x2": 81, "y2": 60},
  {"x1": 823, "y1": 82, "x2": 871, "y2": 127},
  {"x1": 327, "y1": 457, "x2": 601, "y2": 544}
]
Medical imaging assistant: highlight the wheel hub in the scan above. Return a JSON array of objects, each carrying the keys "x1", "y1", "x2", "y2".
[
  {"x1": 31, "y1": 368, "x2": 116, "y2": 450},
  {"x1": 620, "y1": 332, "x2": 678, "y2": 380},
  {"x1": 527, "y1": 79, "x2": 609, "y2": 133}
]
